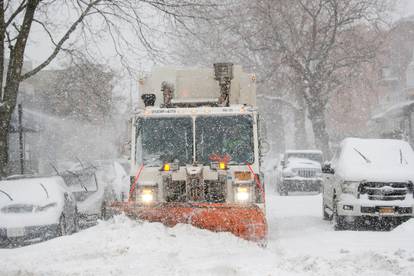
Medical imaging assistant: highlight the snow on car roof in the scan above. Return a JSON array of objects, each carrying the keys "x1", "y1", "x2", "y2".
[
  {"x1": 335, "y1": 138, "x2": 414, "y2": 181},
  {"x1": 0, "y1": 176, "x2": 66, "y2": 206}
]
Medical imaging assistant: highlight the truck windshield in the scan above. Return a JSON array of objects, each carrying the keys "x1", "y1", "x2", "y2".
[
  {"x1": 137, "y1": 117, "x2": 193, "y2": 166},
  {"x1": 195, "y1": 115, "x2": 254, "y2": 164}
]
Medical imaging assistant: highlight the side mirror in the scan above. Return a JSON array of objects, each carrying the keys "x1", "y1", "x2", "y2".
[
  {"x1": 280, "y1": 160, "x2": 285, "y2": 168},
  {"x1": 260, "y1": 140, "x2": 270, "y2": 155},
  {"x1": 322, "y1": 163, "x2": 334, "y2": 174}
]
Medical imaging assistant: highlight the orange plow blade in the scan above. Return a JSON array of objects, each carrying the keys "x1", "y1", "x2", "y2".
[{"x1": 110, "y1": 202, "x2": 267, "y2": 242}]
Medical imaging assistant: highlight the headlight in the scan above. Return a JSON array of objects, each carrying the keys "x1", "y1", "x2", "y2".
[
  {"x1": 283, "y1": 168, "x2": 295, "y2": 177},
  {"x1": 234, "y1": 186, "x2": 252, "y2": 203},
  {"x1": 342, "y1": 182, "x2": 359, "y2": 194},
  {"x1": 210, "y1": 161, "x2": 228, "y2": 170},
  {"x1": 138, "y1": 187, "x2": 157, "y2": 204}
]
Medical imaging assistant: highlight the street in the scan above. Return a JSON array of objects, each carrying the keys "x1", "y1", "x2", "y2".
[{"x1": 0, "y1": 191, "x2": 413, "y2": 276}]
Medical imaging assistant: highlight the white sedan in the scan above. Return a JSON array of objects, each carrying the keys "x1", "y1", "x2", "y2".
[{"x1": 0, "y1": 175, "x2": 78, "y2": 246}]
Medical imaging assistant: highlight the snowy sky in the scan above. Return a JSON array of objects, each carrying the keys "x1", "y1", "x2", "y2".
[
  {"x1": 24, "y1": 1, "x2": 414, "y2": 70},
  {"x1": 395, "y1": 0, "x2": 414, "y2": 18}
]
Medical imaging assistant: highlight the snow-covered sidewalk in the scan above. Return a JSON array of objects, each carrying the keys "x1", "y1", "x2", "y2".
[{"x1": 0, "y1": 193, "x2": 413, "y2": 276}]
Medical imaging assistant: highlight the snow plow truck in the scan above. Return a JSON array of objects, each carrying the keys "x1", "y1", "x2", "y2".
[{"x1": 111, "y1": 63, "x2": 267, "y2": 242}]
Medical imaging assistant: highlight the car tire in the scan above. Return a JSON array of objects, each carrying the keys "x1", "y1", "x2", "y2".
[
  {"x1": 333, "y1": 200, "x2": 347, "y2": 231},
  {"x1": 58, "y1": 215, "x2": 67, "y2": 236},
  {"x1": 280, "y1": 186, "x2": 288, "y2": 196},
  {"x1": 322, "y1": 198, "x2": 330, "y2": 221},
  {"x1": 101, "y1": 201, "x2": 107, "y2": 220},
  {"x1": 73, "y1": 209, "x2": 79, "y2": 233}
]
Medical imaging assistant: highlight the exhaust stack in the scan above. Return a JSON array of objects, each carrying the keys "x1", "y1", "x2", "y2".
[
  {"x1": 214, "y1": 63, "x2": 233, "y2": 107},
  {"x1": 161, "y1": 81, "x2": 174, "y2": 107}
]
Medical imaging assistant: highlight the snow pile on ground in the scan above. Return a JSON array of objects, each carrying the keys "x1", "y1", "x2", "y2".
[
  {"x1": 0, "y1": 194, "x2": 413, "y2": 275},
  {"x1": 393, "y1": 218, "x2": 414, "y2": 234},
  {"x1": 0, "y1": 215, "x2": 277, "y2": 276}
]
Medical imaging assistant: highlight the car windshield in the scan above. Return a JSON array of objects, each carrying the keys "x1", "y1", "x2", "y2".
[
  {"x1": 137, "y1": 117, "x2": 193, "y2": 166},
  {"x1": 62, "y1": 172, "x2": 98, "y2": 193},
  {"x1": 340, "y1": 139, "x2": 414, "y2": 168},
  {"x1": 195, "y1": 115, "x2": 254, "y2": 164},
  {"x1": 286, "y1": 153, "x2": 322, "y2": 163}
]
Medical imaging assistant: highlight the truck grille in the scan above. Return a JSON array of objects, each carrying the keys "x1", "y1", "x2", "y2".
[
  {"x1": 165, "y1": 180, "x2": 226, "y2": 203},
  {"x1": 297, "y1": 169, "x2": 317, "y2": 178},
  {"x1": 359, "y1": 182, "x2": 411, "y2": 201}
]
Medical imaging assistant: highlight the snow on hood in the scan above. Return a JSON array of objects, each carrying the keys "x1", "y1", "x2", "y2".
[
  {"x1": 0, "y1": 176, "x2": 65, "y2": 227},
  {"x1": 286, "y1": 157, "x2": 322, "y2": 170},
  {"x1": 0, "y1": 176, "x2": 66, "y2": 206},
  {"x1": 334, "y1": 138, "x2": 414, "y2": 182}
]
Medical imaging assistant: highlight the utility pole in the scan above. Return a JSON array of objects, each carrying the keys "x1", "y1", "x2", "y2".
[{"x1": 18, "y1": 104, "x2": 24, "y2": 174}]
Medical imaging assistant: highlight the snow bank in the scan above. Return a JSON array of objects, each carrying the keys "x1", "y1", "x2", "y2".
[
  {"x1": 0, "y1": 193, "x2": 413, "y2": 276},
  {"x1": 392, "y1": 218, "x2": 414, "y2": 234}
]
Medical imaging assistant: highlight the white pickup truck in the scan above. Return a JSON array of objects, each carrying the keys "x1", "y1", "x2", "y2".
[{"x1": 322, "y1": 138, "x2": 414, "y2": 230}]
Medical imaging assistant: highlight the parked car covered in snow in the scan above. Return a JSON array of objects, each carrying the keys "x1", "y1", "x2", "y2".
[
  {"x1": 0, "y1": 175, "x2": 78, "y2": 246},
  {"x1": 61, "y1": 161, "x2": 129, "y2": 225},
  {"x1": 322, "y1": 138, "x2": 414, "y2": 230},
  {"x1": 275, "y1": 150, "x2": 323, "y2": 195}
]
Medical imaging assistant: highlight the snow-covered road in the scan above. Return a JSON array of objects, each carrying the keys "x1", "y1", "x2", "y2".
[{"x1": 0, "y1": 193, "x2": 413, "y2": 276}]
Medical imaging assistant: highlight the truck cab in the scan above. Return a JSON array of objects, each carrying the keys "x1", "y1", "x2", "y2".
[{"x1": 112, "y1": 63, "x2": 268, "y2": 241}]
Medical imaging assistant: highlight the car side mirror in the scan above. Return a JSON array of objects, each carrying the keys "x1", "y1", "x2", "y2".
[
  {"x1": 280, "y1": 160, "x2": 285, "y2": 168},
  {"x1": 322, "y1": 163, "x2": 334, "y2": 174},
  {"x1": 260, "y1": 140, "x2": 270, "y2": 155}
]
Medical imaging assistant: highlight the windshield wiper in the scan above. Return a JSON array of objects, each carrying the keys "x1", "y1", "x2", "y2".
[
  {"x1": 0, "y1": 189, "x2": 13, "y2": 201},
  {"x1": 39, "y1": 183, "x2": 49, "y2": 199},
  {"x1": 67, "y1": 170, "x2": 88, "y2": 192},
  {"x1": 400, "y1": 149, "x2": 408, "y2": 165},
  {"x1": 353, "y1": 148, "x2": 371, "y2": 163}
]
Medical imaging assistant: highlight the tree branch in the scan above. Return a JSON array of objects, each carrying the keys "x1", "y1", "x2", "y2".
[{"x1": 20, "y1": 0, "x2": 102, "y2": 81}]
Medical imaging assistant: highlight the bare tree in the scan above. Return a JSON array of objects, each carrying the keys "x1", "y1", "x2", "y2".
[
  {"x1": 0, "y1": 0, "x2": 214, "y2": 176},
  {"x1": 249, "y1": 0, "x2": 390, "y2": 157},
  {"x1": 169, "y1": 0, "x2": 391, "y2": 158}
]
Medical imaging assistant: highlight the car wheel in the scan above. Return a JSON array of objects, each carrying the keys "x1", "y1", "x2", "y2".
[
  {"x1": 322, "y1": 198, "x2": 330, "y2": 221},
  {"x1": 73, "y1": 209, "x2": 79, "y2": 233},
  {"x1": 333, "y1": 200, "x2": 346, "y2": 231},
  {"x1": 59, "y1": 215, "x2": 67, "y2": 236},
  {"x1": 280, "y1": 185, "x2": 288, "y2": 196},
  {"x1": 101, "y1": 201, "x2": 107, "y2": 220}
]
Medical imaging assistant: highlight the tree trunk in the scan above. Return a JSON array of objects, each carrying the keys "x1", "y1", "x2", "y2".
[
  {"x1": 0, "y1": 84, "x2": 20, "y2": 176},
  {"x1": 294, "y1": 89, "x2": 308, "y2": 149},
  {"x1": 308, "y1": 102, "x2": 331, "y2": 159},
  {"x1": 0, "y1": 0, "x2": 39, "y2": 177},
  {"x1": 0, "y1": 114, "x2": 10, "y2": 176}
]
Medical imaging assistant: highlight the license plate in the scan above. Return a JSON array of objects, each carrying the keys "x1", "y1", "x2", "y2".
[
  {"x1": 7, "y1": 228, "x2": 25, "y2": 238},
  {"x1": 379, "y1": 207, "x2": 394, "y2": 215}
]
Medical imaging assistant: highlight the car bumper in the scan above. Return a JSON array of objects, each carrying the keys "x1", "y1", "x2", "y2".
[
  {"x1": 282, "y1": 179, "x2": 322, "y2": 192},
  {"x1": 0, "y1": 224, "x2": 59, "y2": 246},
  {"x1": 337, "y1": 197, "x2": 414, "y2": 218}
]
